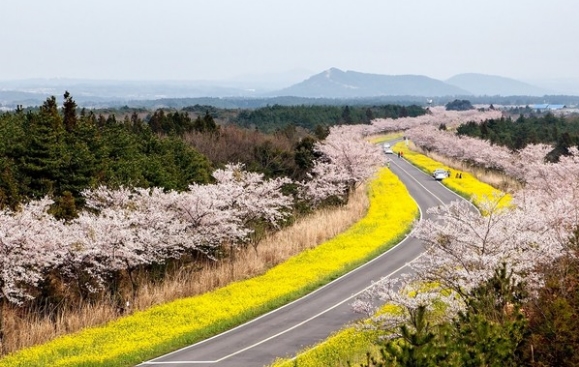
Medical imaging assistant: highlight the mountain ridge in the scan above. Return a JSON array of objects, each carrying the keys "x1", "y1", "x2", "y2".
[
  {"x1": 1, "y1": 68, "x2": 579, "y2": 108},
  {"x1": 445, "y1": 73, "x2": 552, "y2": 97},
  {"x1": 270, "y1": 68, "x2": 471, "y2": 98}
]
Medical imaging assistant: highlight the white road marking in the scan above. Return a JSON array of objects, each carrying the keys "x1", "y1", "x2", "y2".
[{"x1": 141, "y1": 155, "x2": 459, "y2": 366}]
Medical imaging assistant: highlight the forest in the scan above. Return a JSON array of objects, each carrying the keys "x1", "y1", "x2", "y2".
[
  {"x1": 2, "y1": 97, "x2": 579, "y2": 366},
  {"x1": 456, "y1": 112, "x2": 579, "y2": 158},
  {"x1": 0, "y1": 93, "x2": 221, "y2": 213},
  {"x1": 0, "y1": 92, "x2": 398, "y2": 359},
  {"x1": 233, "y1": 104, "x2": 427, "y2": 132},
  {"x1": 0, "y1": 95, "x2": 429, "y2": 217}
]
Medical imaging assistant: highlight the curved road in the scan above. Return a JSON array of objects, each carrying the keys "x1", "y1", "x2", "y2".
[{"x1": 138, "y1": 147, "x2": 464, "y2": 367}]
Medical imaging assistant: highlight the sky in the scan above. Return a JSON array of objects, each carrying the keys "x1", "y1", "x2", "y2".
[{"x1": 1, "y1": 0, "x2": 578, "y2": 83}]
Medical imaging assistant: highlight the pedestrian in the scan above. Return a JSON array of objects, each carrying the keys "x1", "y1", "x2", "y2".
[{"x1": 459, "y1": 172, "x2": 462, "y2": 179}]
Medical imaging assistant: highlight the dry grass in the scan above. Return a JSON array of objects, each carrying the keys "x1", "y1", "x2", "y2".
[
  {"x1": 3, "y1": 185, "x2": 369, "y2": 355},
  {"x1": 411, "y1": 143, "x2": 521, "y2": 193}
]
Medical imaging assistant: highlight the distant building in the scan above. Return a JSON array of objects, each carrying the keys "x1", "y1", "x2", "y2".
[{"x1": 532, "y1": 103, "x2": 566, "y2": 111}]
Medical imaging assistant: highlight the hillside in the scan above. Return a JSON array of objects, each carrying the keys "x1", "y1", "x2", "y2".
[
  {"x1": 445, "y1": 73, "x2": 552, "y2": 96},
  {"x1": 3, "y1": 70, "x2": 579, "y2": 109},
  {"x1": 272, "y1": 68, "x2": 471, "y2": 98}
]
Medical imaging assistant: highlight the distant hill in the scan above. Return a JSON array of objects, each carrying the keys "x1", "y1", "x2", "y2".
[
  {"x1": 271, "y1": 68, "x2": 470, "y2": 98},
  {"x1": 445, "y1": 73, "x2": 551, "y2": 97},
  {"x1": 3, "y1": 69, "x2": 579, "y2": 109},
  {"x1": 525, "y1": 77, "x2": 579, "y2": 96}
]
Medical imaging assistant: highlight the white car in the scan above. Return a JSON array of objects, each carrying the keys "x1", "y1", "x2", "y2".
[
  {"x1": 432, "y1": 169, "x2": 449, "y2": 181},
  {"x1": 383, "y1": 143, "x2": 394, "y2": 154}
]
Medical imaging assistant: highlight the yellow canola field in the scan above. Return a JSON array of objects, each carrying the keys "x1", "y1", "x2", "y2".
[
  {"x1": 393, "y1": 142, "x2": 511, "y2": 209},
  {"x1": 0, "y1": 168, "x2": 418, "y2": 367},
  {"x1": 269, "y1": 140, "x2": 511, "y2": 367}
]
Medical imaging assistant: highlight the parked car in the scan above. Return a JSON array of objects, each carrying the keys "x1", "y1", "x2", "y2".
[{"x1": 432, "y1": 168, "x2": 449, "y2": 181}]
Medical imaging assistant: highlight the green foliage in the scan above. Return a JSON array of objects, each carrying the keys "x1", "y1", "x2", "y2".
[
  {"x1": 141, "y1": 136, "x2": 213, "y2": 190},
  {"x1": 456, "y1": 113, "x2": 579, "y2": 159},
  {"x1": 445, "y1": 99, "x2": 474, "y2": 111},
  {"x1": 293, "y1": 136, "x2": 318, "y2": 175},
  {"x1": 521, "y1": 227, "x2": 579, "y2": 366},
  {"x1": 361, "y1": 306, "x2": 443, "y2": 367},
  {"x1": 233, "y1": 104, "x2": 427, "y2": 133},
  {"x1": 0, "y1": 93, "x2": 213, "y2": 211},
  {"x1": 443, "y1": 265, "x2": 528, "y2": 367},
  {"x1": 193, "y1": 111, "x2": 219, "y2": 134},
  {"x1": 313, "y1": 124, "x2": 330, "y2": 140},
  {"x1": 365, "y1": 265, "x2": 528, "y2": 367},
  {"x1": 249, "y1": 140, "x2": 293, "y2": 179},
  {"x1": 49, "y1": 191, "x2": 78, "y2": 221},
  {"x1": 20, "y1": 96, "x2": 66, "y2": 198}
]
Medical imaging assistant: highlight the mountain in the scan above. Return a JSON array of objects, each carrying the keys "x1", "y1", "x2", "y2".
[
  {"x1": 525, "y1": 77, "x2": 579, "y2": 96},
  {"x1": 226, "y1": 68, "x2": 316, "y2": 90},
  {"x1": 445, "y1": 73, "x2": 552, "y2": 97},
  {"x1": 2, "y1": 69, "x2": 578, "y2": 109},
  {"x1": 271, "y1": 68, "x2": 470, "y2": 98},
  {"x1": 0, "y1": 78, "x2": 266, "y2": 108}
]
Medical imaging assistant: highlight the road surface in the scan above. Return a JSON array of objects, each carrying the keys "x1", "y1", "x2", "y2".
[{"x1": 138, "y1": 150, "x2": 463, "y2": 367}]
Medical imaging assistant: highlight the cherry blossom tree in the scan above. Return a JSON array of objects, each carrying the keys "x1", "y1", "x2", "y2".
[
  {"x1": 0, "y1": 198, "x2": 66, "y2": 352},
  {"x1": 405, "y1": 124, "x2": 513, "y2": 171},
  {"x1": 0, "y1": 198, "x2": 64, "y2": 305},
  {"x1": 211, "y1": 163, "x2": 293, "y2": 231},
  {"x1": 367, "y1": 106, "x2": 502, "y2": 135},
  {"x1": 297, "y1": 160, "x2": 351, "y2": 209},
  {"x1": 313, "y1": 125, "x2": 384, "y2": 188},
  {"x1": 296, "y1": 123, "x2": 386, "y2": 209}
]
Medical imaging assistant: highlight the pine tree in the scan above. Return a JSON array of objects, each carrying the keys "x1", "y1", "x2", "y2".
[
  {"x1": 21, "y1": 96, "x2": 65, "y2": 198},
  {"x1": 62, "y1": 91, "x2": 78, "y2": 132}
]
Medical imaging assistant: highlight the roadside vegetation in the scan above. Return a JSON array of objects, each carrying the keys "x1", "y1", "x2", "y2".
[
  {"x1": 0, "y1": 168, "x2": 418, "y2": 367},
  {"x1": 233, "y1": 104, "x2": 426, "y2": 133},
  {"x1": 274, "y1": 121, "x2": 579, "y2": 366},
  {"x1": 268, "y1": 139, "x2": 512, "y2": 367},
  {"x1": 0, "y1": 95, "x2": 420, "y2": 365},
  {"x1": 392, "y1": 141, "x2": 511, "y2": 209},
  {"x1": 2, "y1": 99, "x2": 579, "y2": 367}
]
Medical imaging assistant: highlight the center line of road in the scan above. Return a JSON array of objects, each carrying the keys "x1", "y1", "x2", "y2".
[
  {"x1": 391, "y1": 159, "x2": 447, "y2": 206},
  {"x1": 142, "y1": 157, "x2": 459, "y2": 366},
  {"x1": 140, "y1": 253, "x2": 425, "y2": 365}
]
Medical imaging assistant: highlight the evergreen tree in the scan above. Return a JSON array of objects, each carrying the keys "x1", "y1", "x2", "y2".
[
  {"x1": 446, "y1": 265, "x2": 528, "y2": 367},
  {"x1": 363, "y1": 265, "x2": 527, "y2": 367},
  {"x1": 378, "y1": 306, "x2": 443, "y2": 367},
  {"x1": 202, "y1": 110, "x2": 218, "y2": 133},
  {"x1": 341, "y1": 105, "x2": 353, "y2": 124},
  {"x1": 293, "y1": 136, "x2": 317, "y2": 174},
  {"x1": 522, "y1": 227, "x2": 579, "y2": 366},
  {"x1": 62, "y1": 91, "x2": 78, "y2": 132},
  {"x1": 21, "y1": 96, "x2": 65, "y2": 198}
]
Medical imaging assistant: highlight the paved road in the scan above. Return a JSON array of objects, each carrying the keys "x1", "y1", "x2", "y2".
[{"x1": 138, "y1": 149, "x2": 463, "y2": 367}]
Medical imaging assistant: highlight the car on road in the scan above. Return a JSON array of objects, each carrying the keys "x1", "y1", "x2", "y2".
[
  {"x1": 432, "y1": 168, "x2": 449, "y2": 181},
  {"x1": 383, "y1": 143, "x2": 394, "y2": 154}
]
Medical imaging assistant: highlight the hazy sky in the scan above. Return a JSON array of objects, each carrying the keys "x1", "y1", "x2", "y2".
[{"x1": 2, "y1": 0, "x2": 578, "y2": 82}]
